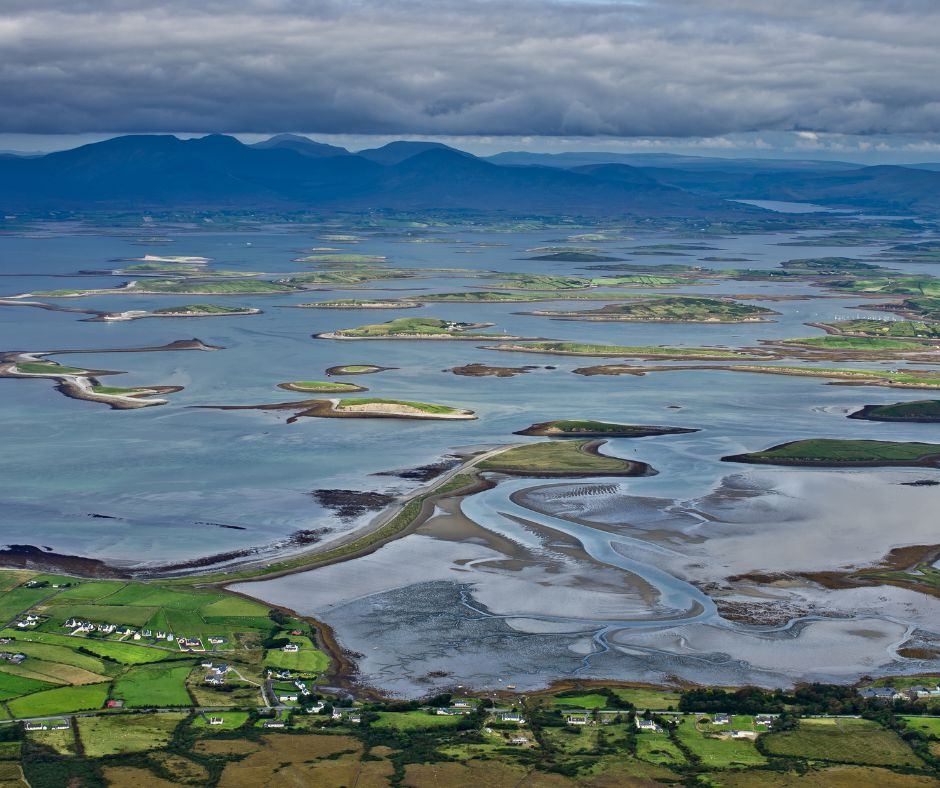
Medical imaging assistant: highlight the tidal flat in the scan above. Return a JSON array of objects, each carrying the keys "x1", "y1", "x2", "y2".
[{"x1": 4, "y1": 218, "x2": 940, "y2": 695}]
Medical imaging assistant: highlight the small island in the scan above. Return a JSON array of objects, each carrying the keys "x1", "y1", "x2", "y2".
[
  {"x1": 23, "y1": 279, "x2": 299, "y2": 298},
  {"x1": 849, "y1": 400, "x2": 940, "y2": 422},
  {"x1": 513, "y1": 420, "x2": 698, "y2": 438},
  {"x1": 414, "y1": 290, "x2": 644, "y2": 303},
  {"x1": 816, "y1": 317, "x2": 940, "y2": 339},
  {"x1": 318, "y1": 317, "x2": 526, "y2": 341},
  {"x1": 92, "y1": 304, "x2": 261, "y2": 322},
  {"x1": 325, "y1": 364, "x2": 396, "y2": 376},
  {"x1": 449, "y1": 362, "x2": 540, "y2": 377},
  {"x1": 292, "y1": 299, "x2": 419, "y2": 309},
  {"x1": 772, "y1": 335, "x2": 929, "y2": 352},
  {"x1": 521, "y1": 296, "x2": 778, "y2": 323},
  {"x1": 0, "y1": 354, "x2": 183, "y2": 409},
  {"x1": 198, "y1": 397, "x2": 476, "y2": 423},
  {"x1": 277, "y1": 380, "x2": 367, "y2": 393},
  {"x1": 482, "y1": 341, "x2": 770, "y2": 360},
  {"x1": 477, "y1": 439, "x2": 655, "y2": 476},
  {"x1": 722, "y1": 439, "x2": 940, "y2": 468},
  {"x1": 524, "y1": 252, "x2": 625, "y2": 263}
]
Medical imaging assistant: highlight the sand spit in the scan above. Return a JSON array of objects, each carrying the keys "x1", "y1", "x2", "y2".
[
  {"x1": 0, "y1": 339, "x2": 214, "y2": 408},
  {"x1": 193, "y1": 397, "x2": 476, "y2": 423}
]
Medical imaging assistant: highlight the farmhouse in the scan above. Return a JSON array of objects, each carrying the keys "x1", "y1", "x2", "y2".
[
  {"x1": 712, "y1": 713, "x2": 731, "y2": 725},
  {"x1": 565, "y1": 714, "x2": 591, "y2": 725},
  {"x1": 282, "y1": 643, "x2": 300, "y2": 653},
  {"x1": 635, "y1": 718, "x2": 662, "y2": 732}
]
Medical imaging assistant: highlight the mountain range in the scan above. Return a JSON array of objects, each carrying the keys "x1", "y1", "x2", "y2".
[{"x1": 1, "y1": 133, "x2": 939, "y2": 216}]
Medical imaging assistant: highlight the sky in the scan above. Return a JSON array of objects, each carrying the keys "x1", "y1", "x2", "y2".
[{"x1": 2, "y1": 0, "x2": 939, "y2": 162}]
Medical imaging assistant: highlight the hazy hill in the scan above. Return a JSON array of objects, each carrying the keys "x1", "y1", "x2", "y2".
[{"x1": 0, "y1": 134, "x2": 752, "y2": 217}]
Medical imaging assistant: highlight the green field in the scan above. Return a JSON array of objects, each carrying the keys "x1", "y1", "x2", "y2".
[
  {"x1": 373, "y1": 710, "x2": 464, "y2": 729},
  {"x1": 7, "y1": 631, "x2": 176, "y2": 664},
  {"x1": 672, "y1": 717, "x2": 766, "y2": 768},
  {"x1": 762, "y1": 718, "x2": 922, "y2": 767},
  {"x1": 725, "y1": 438, "x2": 940, "y2": 465},
  {"x1": 484, "y1": 341, "x2": 755, "y2": 359},
  {"x1": 111, "y1": 662, "x2": 195, "y2": 707},
  {"x1": 550, "y1": 693, "x2": 615, "y2": 709},
  {"x1": 192, "y1": 710, "x2": 250, "y2": 730},
  {"x1": 478, "y1": 440, "x2": 640, "y2": 475},
  {"x1": 14, "y1": 362, "x2": 87, "y2": 375},
  {"x1": 76, "y1": 713, "x2": 186, "y2": 756},
  {"x1": 902, "y1": 716, "x2": 940, "y2": 736},
  {"x1": 0, "y1": 672, "x2": 55, "y2": 701},
  {"x1": 90, "y1": 385, "x2": 150, "y2": 395},
  {"x1": 7, "y1": 683, "x2": 109, "y2": 717},
  {"x1": 263, "y1": 643, "x2": 330, "y2": 673}
]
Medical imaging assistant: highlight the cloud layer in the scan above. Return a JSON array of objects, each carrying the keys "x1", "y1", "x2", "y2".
[{"x1": 1, "y1": 0, "x2": 938, "y2": 137}]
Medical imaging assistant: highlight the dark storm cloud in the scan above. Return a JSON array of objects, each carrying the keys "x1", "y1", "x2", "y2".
[{"x1": 1, "y1": 0, "x2": 938, "y2": 136}]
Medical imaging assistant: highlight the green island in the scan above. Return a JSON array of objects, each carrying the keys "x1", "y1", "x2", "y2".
[
  {"x1": 293, "y1": 253, "x2": 387, "y2": 264},
  {"x1": 720, "y1": 365, "x2": 940, "y2": 389},
  {"x1": 878, "y1": 240, "x2": 940, "y2": 263},
  {"x1": 277, "y1": 381, "x2": 367, "y2": 393},
  {"x1": 151, "y1": 304, "x2": 255, "y2": 315},
  {"x1": 849, "y1": 400, "x2": 940, "y2": 422},
  {"x1": 29, "y1": 280, "x2": 298, "y2": 297},
  {"x1": 276, "y1": 269, "x2": 415, "y2": 286},
  {"x1": 524, "y1": 296, "x2": 778, "y2": 323},
  {"x1": 412, "y1": 290, "x2": 655, "y2": 302},
  {"x1": 514, "y1": 420, "x2": 698, "y2": 438},
  {"x1": 199, "y1": 397, "x2": 477, "y2": 421},
  {"x1": 814, "y1": 318, "x2": 940, "y2": 340},
  {"x1": 325, "y1": 364, "x2": 394, "y2": 376},
  {"x1": 319, "y1": 317, "x2": 521, "y2": 340},
  {"x1": 524, "y1": 251, "x2": 624, "y2": 262},
  {"x1": 293, "y1": 299, "x2": 419, "y2": 309},
  {"x1": 485, "y1": 273, "x2": 691, "y2": 290},
  {"x1": 723, "y1": 439, "x2": 940, "y2": 467},
  {"x1": 477, "y1": 439, "x2": 653, "y2": 476},
  {"x1": 774, "y1": 335, "x2": 929, "y2": 352},
  {"x1": 828, "y1": 275, "x2": 940, "y2": 297},
  {"x1": 482, "y1": 341, "x2": 768, "y2": 360},
  {"x1": 873, "y1": 298, "x2": 940, "y2": 321}
]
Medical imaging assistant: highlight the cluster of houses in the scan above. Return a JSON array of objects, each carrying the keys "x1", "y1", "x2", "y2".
[
  {"x1": 62, "y1": 619, "x2": 227, "y2": 651},
  {"x1": 859, "y1": 684, "x2": 940, "y2": 701},
  {"x1": 202, "y1": 662, "x2": 231, "y2": 686},
  {"x1": 15, "y1": 615, "x2": 40, "y2": 628},
  {"x1": 0, "y1": 651, "x2": 26, "y2": 665},
  {"x1": 23, "y1": 719, "x2": 69, "y2": 731},
  {"x1": 435, "y1": 700, "x2": 475, "y2": 716},
  {"x1": 331, "y1": 707, "x2": 361, "y2": 723}
]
